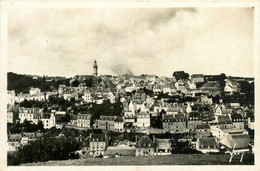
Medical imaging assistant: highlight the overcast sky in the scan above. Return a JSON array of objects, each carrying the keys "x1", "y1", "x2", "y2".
[{"x1": 8, "y1": 7, "x2": 253, "y2": 77}]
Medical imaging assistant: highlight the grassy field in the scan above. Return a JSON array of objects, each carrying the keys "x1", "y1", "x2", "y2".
[{"x1": 21, "y1": 153, "x2": 254, "y2": 166}]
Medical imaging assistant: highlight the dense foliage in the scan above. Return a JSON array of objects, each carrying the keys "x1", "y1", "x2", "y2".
[
  {"x1": 8, "y1": 72, "x2": 70, "y2": 93},
  {"x1": 8, "y1": 120, "x2": 44, "y2": 134},
  {"x1": 8, "y1": 135, "x2": 81, "y2": 165},
  {"x1": 173, "y1": 71, "x2": 189, "y2": 81}
]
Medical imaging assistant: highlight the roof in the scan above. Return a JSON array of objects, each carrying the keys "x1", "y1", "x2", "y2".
[
  {"x1": 189, "y1": 112, "x2": 200, "y2": 117},
  {"x1": 137, "y1": 111, "x2": 150, "y2": 116},
  {"x1": 104, "y1": 143, "x2": 136, "y2": 156},
  {"x1": 9, "y1": 134, "x2": 22, "y2": 141},
  {"x1": 198, "y1": 137, "x2": 218, "y2": 147},
  {"x1": 7, "y1": 104, "x2": 14, "y2": 112},
  {"x1": 200, "y1": 82, "x2": 219, "y2": 90},
  {"x1": 196, "y1": 124, "x2": 210, "y2": 129},
  {"x1": 77, "y1": 113, "x2": 91, "y2": 119},
  {"x1": 99, "y1": 115, "x2": 117, "y2": 121},
  {"x1": 115, "y1": 117, "x2": 123, "y2": 122},
  {"x1": 218, "y1": 115, "x2": 232, "y2": 124},
  {"x1": 231, "y1": 113, "x2": 243, "y2": 120},
  {"x1": 220, "y1": 134, "x2": 250, "y2": 149},
  {"x1": 90, "y1": 134, "x2": 106, "y2": 142},
  {"x1": 23, "y1": 132, "x2": 36, "y2": 139},
  {"x1": 136, "y1": 135, "x2": 155, "y2": 148}
]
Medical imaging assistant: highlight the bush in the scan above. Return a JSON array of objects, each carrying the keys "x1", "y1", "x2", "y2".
[{"x1": 8, "y1": 135, "x2": 82, "y2": 165}]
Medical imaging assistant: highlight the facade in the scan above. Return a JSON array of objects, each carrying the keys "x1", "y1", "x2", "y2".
[
  {"x1": 196, "y1": 137, "x2": 220, "y2": 153},
  {"x1": 7, "y1": 104, "x2": 19, "y2": 124},
  {"x1": 195, "y1": 124, "x2": 211, "y2": 138},
  {"x1": 155, "y1": 138, "x2": 171, "y2": 154},
  {"x1": 231, "y1": 113, "x2": 244, "y2": 129},
  {"x1": 188, "y1": 112, "x2": 202, "y2": 132},
  {"x1": 191, "y1": 74, "x2": 204, "y2": 83},
  {"x1": 136, "y1": 135, "x2": 155, "y2": 156},
  {"x1": 224, "y1": 79, "x2": 240, "y2": 93},
  {"x1": 89, "y1": 133, "x2": 107, "y2": 156},
  {"x1": 29, "y1": 87, "x2": 41, "y2": 95},
  {"x1": 97, "y1": 115, "x2": 116, "y2": 131},
  {"x1": 136, "y1": 111, "x2": 150, "y2": 128},
  {"x1": 200, "y1": 81, "x2": 220, "y2": 96},
  {"x1": 41, "y1": 113, "x2": 56, "y2": 129},
  {"x1": 77, "y1": 113, "x2": 91, "y2": 128},
  {"x1": 162, "y1": 114, "x2": 186, "y2": 133},
  {"x1": 18, "y1": 107, "x2": 43, "y2": 124},
  {"x1": 7, "y1": 90, "x2": 15, "y2": 105},
  {"x1": 114, "y1": 117, "x2": 124, "y2": 132}
]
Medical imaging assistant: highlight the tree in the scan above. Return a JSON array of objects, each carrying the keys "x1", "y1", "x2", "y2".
[
  {"x1": 84, "y1": 78, "x2": 93, "y2": 87},
  {"x1": 71, "y1": 80, "x2": 79, "y2": 87},
  {"x1": 173, "y1": 71, "x2": 189, "y2": 81}
]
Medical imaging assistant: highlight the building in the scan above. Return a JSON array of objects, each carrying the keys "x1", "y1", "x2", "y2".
[
  {"x1": 93, "y1": 60, "x2": 98, "y2": 77},
  {"x1": 220, "y1": 134, "x2": 251, "y2": 154},
  {"x1": 114, "y1": 117, "x2": 124, "y2": 132},
  {"x1": 136, "y1": 135, "x2": 155, "y2": 156},
  {"x1": 7, "y1": 90, "x2": 15, "y2": 105},
  {"x1": 195, "y1": 124, "x2": 211, "y2": 138},
  {"x1": 29, "y1": 87, "x2": 41, "y2": 95},
  {"x1": 200, "y1": 81, "x2": 220, "y2": 96},
  {"x1": 231, "y1": 113, "x2": 244, "y2": 129},
  {"x1": 8, "y1": 134, "x2": 21, "y2": 151},
  {"x1": 155, "y1": 138, "x2": 171, "y2": 154},
  {"x1": 104, "y1": 141, "x2": 136, "y2": 158},
  {"x1": 224, "y1": 79, "x2": 240, "y2": 93},
  {"x1": 18, "y1": 107, "x2": 43, "y2": 124},
  {"x1": 7, "y1": 104, "x2": 20, "y2": 124},
  {"x1": 162, "y1": 113, "x2": 186, "y2": 133},
  {"x1": 41, "y1": 113, "x2": 56, "y2": 129},
  {"x1": 136, "y1": 111, "x2": 150, "y2": 128},
  {"x1": 188, "y1": 112, "x2": 202, "y2": 132},
  {"x1": 77, "y1": 113, "x2": 91, "y2": 128},
  {"x1": 96, "y1": 115, "x2": 116, "y2": 131},
  {"x1": 196, "y1": 137, "x2": 219, "y2": 153},
  {"x1": 89, "y1": 133, "x2": 108, "y2": 156},
  {"x1": 191, "y1": 74, "x2": 204, "y2": 83}
]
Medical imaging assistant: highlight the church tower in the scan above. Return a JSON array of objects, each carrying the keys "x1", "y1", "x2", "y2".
[{"x1": 93, "y1": 60, "x2": 98, "y2": 77}]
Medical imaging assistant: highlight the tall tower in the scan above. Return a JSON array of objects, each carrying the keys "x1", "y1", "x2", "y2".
[{"x1": 93, "y1": 60, "x2": 98, "y2": 77}]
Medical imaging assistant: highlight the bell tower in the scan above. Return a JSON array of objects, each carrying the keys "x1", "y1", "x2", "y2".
[{"x1": 93, "y1": 60, "x2": 98, "y2": 77}]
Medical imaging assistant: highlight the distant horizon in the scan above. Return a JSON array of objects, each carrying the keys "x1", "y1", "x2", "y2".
[{"x1": 7, "y1": 71, "x2": 255, "y2": 79}]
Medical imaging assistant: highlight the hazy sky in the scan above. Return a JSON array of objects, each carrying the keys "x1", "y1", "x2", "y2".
[{"x1": 8, "y1": 7, "x2": 254, "y2": 77}]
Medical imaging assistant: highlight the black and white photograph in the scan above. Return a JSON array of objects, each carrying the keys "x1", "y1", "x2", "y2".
[{"x1": 1, "y1": 1, "x2": 259, "y2": 170}]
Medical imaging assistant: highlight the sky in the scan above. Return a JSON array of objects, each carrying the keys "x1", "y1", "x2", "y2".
[{"x1": 8, "y1": 7, "x2": 254, "y2": 77}]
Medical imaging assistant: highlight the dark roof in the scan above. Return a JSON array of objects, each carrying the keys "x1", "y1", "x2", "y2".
[
  {"x1": 196, "y1": 124, "x2": 210, "y2": 129},
  {"x1": 199, "y1": 137, "x2": 218, "y2": 147},
  {"x1": 115, "y1": 117, "x2": 123, "y2": 122},
  {"x1": 231, "y1": 113, "x2": 243, "y2": 120},
  {"x1": 90, "y1": 134, "x2": 106, "y2": 142},
  {"x1": 218, "y1": 115, "x2": 232, "y2": 124},
  {"x1": 136, "y1": 135, "x2": 155, "y2": 148},
  {"x1": 189, "y1": 112, "x2": 201, "y2": 117}
]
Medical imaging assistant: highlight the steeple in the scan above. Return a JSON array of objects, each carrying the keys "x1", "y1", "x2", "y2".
[{"x1": 93, "y1": 60, "x2": 98, "y2": 77}]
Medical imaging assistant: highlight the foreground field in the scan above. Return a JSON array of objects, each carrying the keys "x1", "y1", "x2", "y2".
[{"x1": 21, "y1": 153, "x2": 254, "y2": 166}]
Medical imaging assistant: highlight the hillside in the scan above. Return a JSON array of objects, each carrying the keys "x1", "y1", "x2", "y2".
[{"x1": 7, "y1": 72, "x2": 70, "y2": 93}]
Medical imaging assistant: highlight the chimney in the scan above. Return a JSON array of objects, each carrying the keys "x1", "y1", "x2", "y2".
[{"x1": 135, "y1": 135, "x2": 138, "y2": 143}]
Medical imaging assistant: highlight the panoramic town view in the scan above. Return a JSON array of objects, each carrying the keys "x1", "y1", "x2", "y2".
[{"x1": 6, "y1": 7, "x2": 254, "y2": 166}]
